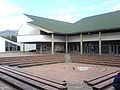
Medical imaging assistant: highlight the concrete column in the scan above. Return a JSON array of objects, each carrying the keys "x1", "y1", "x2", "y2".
[
  {"x1": 51, "y1": 33, "x2": 54, "y2": 54},
  {"x1": 99, "y1": 32, "x2": 102, "y2": 55},
  {"x1": 66, "y1": 35, "x2": 68, "y2": 54},
  {"x1": 80, "y1": 33, "x2": 83, "y2": 54}
]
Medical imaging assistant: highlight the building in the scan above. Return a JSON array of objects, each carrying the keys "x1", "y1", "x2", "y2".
[
  {"x1": 0, "y1": 37, "x2": 21, "y2": 53},
  {"x1": 17, "y1": 10, "x2": 120, "y2": 55}
]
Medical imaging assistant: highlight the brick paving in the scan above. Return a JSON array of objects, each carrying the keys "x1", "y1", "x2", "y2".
[
  {"x1": 19, "y1": 63, "x2": 120, "y2": 90},
  {"x1": 0, "y1": 53, "x2": 119, "y2": 90}
]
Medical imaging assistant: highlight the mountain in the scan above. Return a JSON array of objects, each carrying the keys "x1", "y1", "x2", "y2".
[{"x1": 0, "y1": 30, "x2": 18, "y2": 36}]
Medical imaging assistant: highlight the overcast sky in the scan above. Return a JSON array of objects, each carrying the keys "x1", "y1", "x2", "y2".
[{"x1": 0, "y1": 0, "x2": 120, "y2": 31}]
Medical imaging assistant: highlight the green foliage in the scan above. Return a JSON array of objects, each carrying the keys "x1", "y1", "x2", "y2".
[{"x1": 2, "y1": 36, "x2": 17, "y2": 42}]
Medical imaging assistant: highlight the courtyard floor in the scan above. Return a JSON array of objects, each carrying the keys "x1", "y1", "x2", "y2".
[{"x1": 18, "y1": 63, "x2": 120, "y2": 90}]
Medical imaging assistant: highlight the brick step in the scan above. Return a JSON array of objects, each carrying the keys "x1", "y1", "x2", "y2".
[
  {"x1": 18, "y1": 61, "x2": 64, "y2": 68},
  {"x1": 0, "y1": 72, "x2": 39, "y2": 90},
  {"x1": 86, "y1": 72, "x2": 118, "y2": 86},
  {"x1": 84, "y1": 70, "x2": 120, "y2": 83},
  {"x1": 1, "y1": 66, "x2": 67, "y2": 86},
  {"x1": 0, "y1": 67, "x2": 67, "y2": 90},
  {"x1": 93, "y1": 78, "x2": 114, "y2": 90}
]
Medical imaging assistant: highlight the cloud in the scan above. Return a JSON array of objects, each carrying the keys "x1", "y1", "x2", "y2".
[
  {"x1": 0, "y1": 0, "x2": 24, "y2": 17},
  {"x1": 85, "y1": 6, "x2": 97, "y2": 11},
  {"x1": 114, "y1": 3, "x2": 120, "y2": 11},
  {"x1": 101, "y1": 0, "x2": 119, "y2": 5},
  {"x1": 45, "y1": 6, "x2": 81, "y2": 23},
  {"x1": 0, "y1": 0, "x2": 26, "y2": 31},
  {"x1": 0, "y1": 16, "x2": 25, "y2": 30}
]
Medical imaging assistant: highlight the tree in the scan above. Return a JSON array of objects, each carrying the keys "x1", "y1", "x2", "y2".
[{"x1": 2, "y1": 36, "x2": 17, "y2": 42}]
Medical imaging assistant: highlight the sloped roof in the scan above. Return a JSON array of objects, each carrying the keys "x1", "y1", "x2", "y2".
[
  {"x1": 74, "y1": 10, "x2": 120, "y2": 32},
  {"x1": 25, "y1": 14, "x2": 73, "y2": 34},
  {"x1": 25, "y1": 10, "x2": 120, "y2": 34}
]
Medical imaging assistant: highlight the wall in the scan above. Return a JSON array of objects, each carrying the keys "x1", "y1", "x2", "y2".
[
  {"x1": 102, "y1": 32, "x2": 120, "y2": 41},
  {"x1": 0, "y1": 37, "x2": 5, "y2": 52},
  {"x1": 68, "y1": 32, "x2": 120, "y2": 42},
  {"x1": 17, "y1": 35, "x2": 66, "y2": 43},
  {"x1": 20, "y1": 43, "x2": 36, "y2": 51},
  {"x1": 18, "y1": 23, "x2": 40, "y2": 35}
]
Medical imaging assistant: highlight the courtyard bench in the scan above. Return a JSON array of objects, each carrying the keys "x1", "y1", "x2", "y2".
[{"x1": 0, "y1": 67, "x2": 67, "y2": 90}]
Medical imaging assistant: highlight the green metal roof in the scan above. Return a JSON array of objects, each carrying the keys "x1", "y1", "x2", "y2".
[{"x1": 25, "y1": 10, "x2": 120, "y2": 34}]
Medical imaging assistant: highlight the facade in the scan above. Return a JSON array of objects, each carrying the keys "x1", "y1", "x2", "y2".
[
  {"x1": 0, "y1": 37, "x2": 21, "y2": 53},
  {"x1": 17, "y1": 11, "x2": 120, "y2": 55}
]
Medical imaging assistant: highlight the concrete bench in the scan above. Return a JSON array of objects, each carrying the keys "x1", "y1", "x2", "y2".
[
  {"x1": 18, "y1": 61, "x2": 64, "y2": 68},
  {"x1": 0, "y1": 72, "x2": 40, "y2": 90},
  {"x1": 0, "y1": 67, "x2": 67, "y2": 90},
  {"x1": 93, "y1": 78, "x2": 114, "y2": 90},
  {"x1": 84, "y1": 70, "x2": 120, "y2": 83},
  {"x1": 0, "y1": 66, "x2": 67, "y2": 86},
  {"x1": 102, "y1": 86, "x2": 115, "y2": 90},
  {"x1": 86, "y1": 72, "x2": 118, "y2": 86},
  {"x1": 7, "y1": 66, "x2": 67, "y2": 86}
]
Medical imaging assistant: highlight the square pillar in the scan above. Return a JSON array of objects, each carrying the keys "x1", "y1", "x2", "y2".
[
  {"x1": 66, "y1": 35, "x2": 68, "y2": 54},
  {"x1": 80, "y1": 33, "x2": 83, "y2": 54},
  {"x1": 99, "y1": 32, "x2": 102, "y2": 55},
  {"x1": 51, "y1": 33, "x2": 54, "y2": 54}
]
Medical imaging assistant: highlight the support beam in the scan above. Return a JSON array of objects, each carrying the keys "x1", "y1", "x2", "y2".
[
  {"x1": 99, "y1": 32, "x2": 102, "y2": 55},
  {"x1": 66, "y1": 35, "x2": 68, "y2": 54},
  {"x1": 51, "y1": 33, "x2": 54, "y2": 54},
  {"x1": 80, "y1": 33, "x2": 83, "y2": 54}
]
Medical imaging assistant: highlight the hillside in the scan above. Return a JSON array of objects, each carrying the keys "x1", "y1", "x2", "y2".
[{"x1": 0, "y1": 30, "x2": 18, "y2": 36}]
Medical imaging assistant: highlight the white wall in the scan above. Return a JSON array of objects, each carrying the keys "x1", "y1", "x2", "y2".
[
  {"x1": 68, "y1": 34, "x2": 99, "y2": 42},
  {"x1": 54, "y1": 36, "x2": 65, "y2": 42},
  {"x1": 102, "y1": 32, "x2": 120, "y2": 41},
  {"x1": 83, "y1": 34, "x2": 99, "y2": 41},
  {"x1": 18, "y1": 32, "x2": 120, "y2": 43},
  {"x1": 25, "y1": 44, "x2": 36, "y2": 51},
  {"x1": 17, "y1": 35, "x2": 66, "y2": 43},
  {"x1": 68, "y1": 32, "x2": 120, "y2": 42},
  {"x1": 18, "y1": 23, "x2": 40, "y2": 35},
  {"x1": 0, "y1": 37, "x2": 5, "y2": 52},
  {"x1": 68, "y1": 36, "x2": 80, "y2": 42}
]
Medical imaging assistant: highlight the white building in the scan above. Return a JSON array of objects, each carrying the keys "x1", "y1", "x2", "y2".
[
  {"x1": 17, "y1": 11, "x2": 120, "y2": 55},
  {"x1": 0, "y1": 37, "x2": 21, "y2": 53}
]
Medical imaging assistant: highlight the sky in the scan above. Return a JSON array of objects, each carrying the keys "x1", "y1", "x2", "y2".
[{"x1": 0, "y1": 0, "x2": 120, "y2": 31}]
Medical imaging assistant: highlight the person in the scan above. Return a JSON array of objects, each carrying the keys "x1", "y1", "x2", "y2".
[{"x1": 113, "y1": 72, "x2": 120, "y2": 90}]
